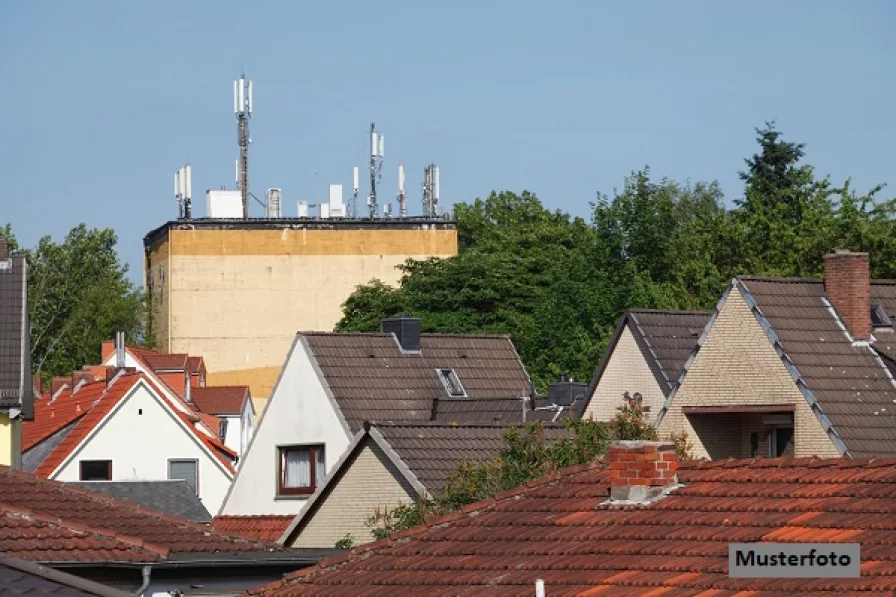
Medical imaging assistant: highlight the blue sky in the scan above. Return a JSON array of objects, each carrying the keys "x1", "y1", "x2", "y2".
[{"x1": 2, "y1": 1, "x2": 894, "y2": 280}]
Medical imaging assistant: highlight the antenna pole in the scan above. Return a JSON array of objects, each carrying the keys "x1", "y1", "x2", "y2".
[
  {"x1": 234, "y1": 73, "x2": 252, "y2": 219},
  {"x1": 368, "y1": 122, "x2": 377, "y2": 219}
]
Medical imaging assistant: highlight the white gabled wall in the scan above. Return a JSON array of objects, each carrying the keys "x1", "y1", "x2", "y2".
[
  {"x1": 219, "y1": 339, "x2": 351, "y2": 515},
  {"x1": 240, "y1": 398, "x2": 254, "y2": 456},
  {"x1": 51, "y1": 381, "x2": 233, "y2": 513}
]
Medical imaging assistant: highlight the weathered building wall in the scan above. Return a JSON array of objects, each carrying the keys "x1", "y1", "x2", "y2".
[{"x1": 144, "y1": 223, "x2": 458, "y2": 401}]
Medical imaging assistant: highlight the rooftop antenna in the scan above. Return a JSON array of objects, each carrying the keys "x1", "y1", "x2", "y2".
[
  {"x1": 174, "y1": 164, "x2": 192, "y2": 219},
  {"x1": 233, "y1": 72, "x2": 253, "y2": 219},
  {"x1": 350, "y1": 166, "x2": 360, "y2": 218},
  {"x1": 397, "y1": 163, "x2": 407, "y2": 217},
  {"x1": 368, "y1": 122, "x2": 384, "y2": 219},
  {"x1": 423, "y1": 163, "x2": 439, "y2": 217}
]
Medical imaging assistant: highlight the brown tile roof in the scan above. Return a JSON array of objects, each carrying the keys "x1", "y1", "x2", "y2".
[
  {"x1": 0, "y1": 466, "x2": 281, "y2": 563},
  {"x1": 373, "y1": 422, "x2": 567, "y2": 493},
  {"x1": 739, "y1": 277, "x2": 896, "y2": 458},
  {"x1": 249, "y1": 456, "x2": 896, "y2": 596},
  {"x1": 187, "y1": 356, "x2": 204, "y2": 374},
  {"x1": 191, "y1": 386, "x2": 249, "y2": 416},
  {"x1": 627, "y1": 309, "x2": 711, "y2": 389},
  {"x1": 431, "y1": 397, "x2": 561, "y2": 425},
  {"x1": 0, "y1": 252, "x2": 28, "y2": 411},
  {"x1": 303, "y1": 333, "x2": 532, "y2": 433},
  {"x1": 213, "y1": 515, "x2": 295, "y2": 542},
  {"x1": 142, "y1": 353, "x2": 189, "y2": 371}
]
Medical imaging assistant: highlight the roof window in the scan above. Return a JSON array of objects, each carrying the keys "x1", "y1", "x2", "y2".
[
  {"x1": 871, "y1": 303, "x2": 892, "y2": 328},
  {"x1": 437, "y1": 368, "x2": 466, "y2": 397}
]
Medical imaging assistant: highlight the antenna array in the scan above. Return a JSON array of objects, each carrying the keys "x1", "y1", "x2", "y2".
[
  {"x1": 368, "y1": 123, "x2": 385, "y2": 219},
  {"x1": 174, "y1": 164, "x2": 192, "y2": 219},
  {"x1": 233, "y1": 73, "x2": 253, "y2": 219},
  {"x1": 423, "y1": 164, "x2": 440, "y2": 217}
]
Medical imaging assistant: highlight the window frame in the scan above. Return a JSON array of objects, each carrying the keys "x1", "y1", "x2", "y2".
[
  {"x1": 79, "y1": 460, "x2": 112, "y2": 481},
  {"x1": 276, "y1": 444, "x2": 325, "y2": 498},
  {"x1": 167, "y1": 458, "x2": 200, "y2": 495},
  {"x1": 436, "y1": 368, "x2": 467, "y2": 398},
  {"x1": 769, "y1": 425, "x2": 795, "y2": 458}
]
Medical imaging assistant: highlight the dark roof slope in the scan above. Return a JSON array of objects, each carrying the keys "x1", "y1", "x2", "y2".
[
  {"x1": 68, "y1": 480, "x2": 212, "y2": 523},
  {"x1": 303, "y1": 333, "x2": 531, "y2": 433},
  {"x1": 0, "y1": 556, "x2": 130, "y2": 597},
  {"x1": 628, "y1": 309, "x2": 710, "y2": 389},
  {"x1": 249, "y1": 456, "x2": 896, "y2": 596},
  {"x1": 740, "y1": 277, "x2": 896, "y2": 458},
  {"x1": 375, "y1": 422, "x2": 567, "y2": 492},
  {"x1": 191, "y1": 386, "x2": 249, "y2": 416},
  {"x1": 213, "y1": 515, "x2": 296, "y2": 542},
  {"x1": 0, "y1": 252, "x2": 28, "y2": 412},
  {"x1": 0, "y1": 466, "x2": 283, "y2": 562}
]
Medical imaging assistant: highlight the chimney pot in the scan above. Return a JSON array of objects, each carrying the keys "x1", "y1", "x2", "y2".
[
  {"x1": 823, "y1": 250, "x2": 871, "y2": 341},
  {"x1": 607, "y1": 440, "x2": 678, "y2": 503}
]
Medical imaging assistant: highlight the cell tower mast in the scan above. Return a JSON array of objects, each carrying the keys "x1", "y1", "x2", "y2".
[
  {"x1": 397, "y1": 164, "x2": 407, "y2": 217},
  {"x1": 233, "y1": 73, "x2": 253, "y2": 219},
  {"x1": 351, "y1": 166, "x2": 360, "y2": 218},
  {"x1": 423, "y1": 163, "x2": 440, "y2": 217},
  {"x1": 368, "y1": 123, "x2": 384, "y2": 219},
  {"x1": 174, "y1": 164, "x2": 192, "y2": 219}
]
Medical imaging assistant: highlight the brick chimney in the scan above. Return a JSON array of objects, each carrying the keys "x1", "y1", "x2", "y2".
[
  {"x1": 101, "y1": 339, "x2": 115, "y2": 362},
  {"x1": 824, "y1": 250, "x2": 871, "y2": 341},
  {"x1": 608, "y1": 440, "x2": 678, "y2": 503},
  {"x1": 50, "y1": 376, "x2": 70, "y2": 398}
]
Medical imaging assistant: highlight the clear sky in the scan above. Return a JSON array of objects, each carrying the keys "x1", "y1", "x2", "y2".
[{"x1": 2, "y1": 1, "x2": 894, "y2": 280}]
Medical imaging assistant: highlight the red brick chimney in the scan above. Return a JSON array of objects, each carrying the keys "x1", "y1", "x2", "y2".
[
  {"x1": 101, "y1": 339, "x2": 115, "y2": 363},
  {"x1": 824, "y1": 250, "x2": 871, "y2": 341},
  {"x1": 608, "y1": 440, "x2": 678, "y2": 503},
  {"x1": 50, "y1": 376, "x2": 70, "y2": 398}
]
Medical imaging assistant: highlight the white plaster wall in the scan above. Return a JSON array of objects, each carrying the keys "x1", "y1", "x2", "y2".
[
  {"x1": 219, "y1": 338, "x2": 351, "y2": 516},
  {"x1": 240, "y1": 400, "x2": 254, "y2": 456},
  {"x1": 222, "y1": 415, "x2": 241, "y2": 456},
  {"x1": 51, "y1": 381, "x2": 233, "y2": 514}
]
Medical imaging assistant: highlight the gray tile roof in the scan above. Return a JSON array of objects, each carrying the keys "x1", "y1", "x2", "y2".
[
  {"x1": 0, "y1": 252, "x2": 29, "y2": 413},
  {"x1": 374, "y1": 422, "x2": 568, "y2": 493},
  {"x1": 302, "y1": 333, "x2": 532, "y2": 433},
  {"x1": 0, "y1": 556, "x2": 129, "y2": 597},
  {"x1": 67, "y1": 480, "x2": 212, "y2": 523},
  {"x1": 739, "y1": 277, "x2": 896, "y2": 458},
  {"x1": 627, "y1": 309, "x2": 711, "y2": 391}
]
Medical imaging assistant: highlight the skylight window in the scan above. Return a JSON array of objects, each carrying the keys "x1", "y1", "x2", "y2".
[
  {"x1": 871, "y1": 303, "x2": 892, "y2": 328},
  {"x1": 437, "y1": 368, "x2": 466, "y2": 397}
]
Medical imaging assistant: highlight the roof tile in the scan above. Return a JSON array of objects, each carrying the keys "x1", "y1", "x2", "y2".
[
  {"x1": 212, "y1": 515, "x2": 295, "y2": 542},
  {"x1": 191, "y1": 386, "x2": 248, "y2": 416}
]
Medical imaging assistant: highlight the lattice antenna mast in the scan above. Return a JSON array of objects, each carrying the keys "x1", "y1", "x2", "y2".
[
  {"x1": 233, "y1": 73, "x2": 253, "y2": 219},
  {"x1": 422, "y1": 164, "x2": 440, "y2": 217},
  {"x1": 368, "y1": 122, "x2": 384, "y2": 219}
]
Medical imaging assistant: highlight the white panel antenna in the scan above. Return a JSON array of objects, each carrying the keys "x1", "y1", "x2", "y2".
[
  {"x1": 397, "y1": 163, "x2": 407, "y2": 217},
  {"x1": 297, "y1": 200, "x2": 309, "y2": 217},
  {"x1": 174, "y1": 164, "x2": 193, "y2": 219},
  {"x1": 266, "y1": 188, "x2": 282, "y2": 218},
  {"x1": 233, "y1": 72, "x2": 253, "y2": 218},
  {"x1": 367, "y1": 122, "x2": 385, "y2": 219}
]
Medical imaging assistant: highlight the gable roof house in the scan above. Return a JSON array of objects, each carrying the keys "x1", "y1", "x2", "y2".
[
  {"x1": 219, "y1": 315, "x2": 537, "y2": 516},
  {"x1": 582, "y1": 309, "x2": 709, "y2": 423},
  {"x1": 21, "y1": 371, "x2": 238, "y2": 514},
  {"x1": 0, "y1": 466, "x2": 336, "y2": 595},
  {"x1": 657, "y1": 250, "x2": 896, "y2": 460},
  {"x1": 247, "y1": 441, "x2": 896, "y2": 596},
  {"x1": 277, "y1": 421, "x2": 568, "y2": 549},
  {"x1": 0, "y1": 238, "x2": 33, "y2": 468},
  {"x1": 100, "y1": 336, "x2": 256, "y2": 458}
]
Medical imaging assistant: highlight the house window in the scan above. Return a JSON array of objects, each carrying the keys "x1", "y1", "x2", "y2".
[
  {"x1": 871, "y1": 303, "x2": 892, "y2": 328},
  {"x1": 437, "y1": 368, "x2": 466, "y2": 397},
  {"x1": 168, "y1": 459, "x2": 199, "y2": 494},
  {"x1": 278, "y1": 445, "x2": 325, "y2": 496},
  {"x1": 769, "y1": 426, "x2": 795, "y2": 458},
  {"x1": 80, "y1": 460, "x2": 112, "y2": 481},
  {"x1": 219, "y1": 419, "x2": 229, "y2": 441}
]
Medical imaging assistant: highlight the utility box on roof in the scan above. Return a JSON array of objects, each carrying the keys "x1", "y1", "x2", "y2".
[{"x1": 206, "y1": 190, "x2": 242, "y2": 218}]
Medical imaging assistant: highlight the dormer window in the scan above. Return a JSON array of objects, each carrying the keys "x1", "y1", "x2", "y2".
[
  {"x1": 871, "y1": 303, "x2": 892, "y2": 328},
  {"x1": 437, "y1": 368, "x2": 466, "y2": 397}
]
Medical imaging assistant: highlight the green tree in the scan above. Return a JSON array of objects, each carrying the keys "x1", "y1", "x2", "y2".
[{"x1": 2, "y1": 223, "x2": 148, "y2": 380}]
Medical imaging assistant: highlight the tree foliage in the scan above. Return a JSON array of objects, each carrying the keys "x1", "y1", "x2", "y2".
[
  {"x1": 337, "y1": 123, "x2": 895, "y2": 389},
  {"x1": 0, "y1": 223, "x2": 148, "y2": 380}
]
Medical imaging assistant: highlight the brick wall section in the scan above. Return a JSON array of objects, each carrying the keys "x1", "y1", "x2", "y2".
[
  {"x1": 657, "y1": 286, "x2": 841, "y2": 459},
  {"x1": 584, "y1": 326, "x2": 665, "y2": 423},
  {"x1": 824, "y1": 251, "x2": 871, "y2": 341},
  {"x1": 289, "y1": 441, "x2": 417, "y2": 549},
  {"x1": 608, "y1": 440, "x2": 677, "y2": 502}
]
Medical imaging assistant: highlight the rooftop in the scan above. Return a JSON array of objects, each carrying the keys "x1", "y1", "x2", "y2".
[
  {"x1": 250, "y1": 455, "x2": 896, "y2": 596},
  {"x1": 213, "y1": 515, "x2": 296, "y2": 543},
  {"x1": 0, "y1": 556, "x2": 130, "y2": 597},
  {"x1": 191, "y1": 386, "x2": 250, "y2": 416},
  {"x1": 67, "y1": 480, "x2": 212, "y2": 524}
]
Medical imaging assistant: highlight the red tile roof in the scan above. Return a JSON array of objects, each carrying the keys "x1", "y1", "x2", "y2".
[
  {"x1": 22, "y1": 382, "x2": 107, "y2": 451},
  {"x1": 213, "y1": 516, "x2": 295, "y2": 543},
  {"x1": 191, "y1": 386, "x2": 249, "y2": 416},
  {"x1": 250, "y1": 456, "x2": 896, "y2": 596},
  {"x1": 0, "y1": 467, "x2": 280, "y2": 563},
  {"x1": 187, "y1": 356, "x2": 204, "y2": 374},
  {"x1": 142, "y1": 353, "x2": 189, "y2": 371}
]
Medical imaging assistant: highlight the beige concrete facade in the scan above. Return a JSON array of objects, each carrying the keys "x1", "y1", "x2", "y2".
[
  {"x1": 288, "y1": 440, "x2": 417, "y2": 548},
  {"x1": 583, "y1": 325, "x2": 665, "y2": 423},
  {"x1": 144, "y1": 223, "x2": 458, "y2": 400},
  {"x1": 657, "y1": 285, "x2": 841, "y2": 459}
]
